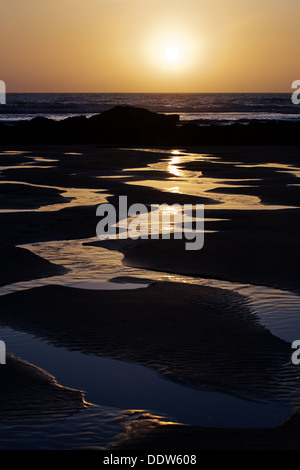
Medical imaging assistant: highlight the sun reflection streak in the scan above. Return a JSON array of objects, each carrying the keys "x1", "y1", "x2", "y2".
[{"x1": 168, "y1": 156, "x2": 183, "y2": 177}]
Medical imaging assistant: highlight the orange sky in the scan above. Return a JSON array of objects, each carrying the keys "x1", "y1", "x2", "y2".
[{"x1": 1, "y1": 0, "x2": 299, "y2": 92}]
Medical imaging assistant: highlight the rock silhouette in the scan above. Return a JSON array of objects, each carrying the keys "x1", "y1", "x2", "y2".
[{"x1": 0, "y1": 105, "x2": 299, "y2": 145}]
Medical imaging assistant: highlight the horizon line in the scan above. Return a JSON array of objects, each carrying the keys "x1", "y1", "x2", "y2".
[{"x1": 5, "y1": 91, "x2": 293, "y2": 94}]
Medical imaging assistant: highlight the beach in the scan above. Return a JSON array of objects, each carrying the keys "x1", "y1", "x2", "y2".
[
  {"x1": 0, "y1": 109, "x2": 300, "y2": 450},
  {"x1": 2, "y1": 0, "x2": 300, "y2": 456}
]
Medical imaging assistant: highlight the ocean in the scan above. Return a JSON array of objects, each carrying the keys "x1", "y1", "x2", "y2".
[{"x1": 1, "y1": 93, "x2": 300, "y2": 125}]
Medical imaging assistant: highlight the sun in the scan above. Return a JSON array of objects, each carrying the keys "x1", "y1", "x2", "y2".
[
  {"x1": 143, "y1": 27, "x2": 202, "y2": 75},
  {"x1": 165, "y1": 46, "x2": 180, "y2": 62}
]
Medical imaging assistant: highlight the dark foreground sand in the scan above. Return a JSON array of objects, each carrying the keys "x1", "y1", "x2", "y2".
[
  {"x1": 90, "y1": 212, "x2": 300, "y2": 293},
  {"x1": 0, "y1": 282, "x2": 295, "y2": 403},
  {"x1": 111, "y1": 409, "x2": 300, "y2": 450},
  {"x1": 0, "y1": 354, "x2": 87, "y2": 422},
  {"x1": 0, "y1": 183, "x2": 71, "y2": 210},
  {"x1": 0, "y1": 144, "x2": 300, "y2": 450},
  {"x1": 2, "y1": 355, "x2": 300, "y2": 450},
  {"x1": 0, "y1": 245, "x2": 68, "y2": 286},
  {"x1": 2, "y1": 350, "x2": 300, "y2": 450}
]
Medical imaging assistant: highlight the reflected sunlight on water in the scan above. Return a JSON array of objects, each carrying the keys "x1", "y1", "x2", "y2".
[
  {"x1": 0, "y1": 148, "x2": 299, "y2": 341},
  {"x1": 0, "y1": 180, "x2": 108, "y2": 213},
  {"x1": 124, "y1": 149, "x2": 298, "y2": 210},
  {"x1": 1, "y1": 147, "x2": 300, "y2": 442},
  {"x1": 0, "y1": 235, "x2": 298, "y2": 343}
]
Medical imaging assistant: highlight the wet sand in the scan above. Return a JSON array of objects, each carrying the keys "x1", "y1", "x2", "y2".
[
  {"x1": 0, "y1": 183, "x2": 71, "y2": 210},
  {"x1": 1, "y1": 354, "x2": 87, "y2": 422},
  {"x1": 0, "y1": 143, "x2": 300, "y2": 450},
  {"x1": 111, "y1": 410, "x2": 300, "y2": 450},
  {"x1": 90, "y1": 215, "x2": 300, "y2": 293},
  {"x1": 0, "y1": 282, "x2": 295, "y2": 402},
  {"x1": 0, "y1": 245, "x2": 68, "y2": 286}
]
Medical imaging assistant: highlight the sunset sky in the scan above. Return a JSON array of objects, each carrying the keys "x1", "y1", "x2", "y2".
[{"x1": 1, "y1": 0, "x2": 299, "y2": 93}]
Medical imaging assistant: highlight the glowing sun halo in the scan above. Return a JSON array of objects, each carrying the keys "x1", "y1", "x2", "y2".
[{"x1": 165, "y1": 46, "x2": 180, "y2": 62}]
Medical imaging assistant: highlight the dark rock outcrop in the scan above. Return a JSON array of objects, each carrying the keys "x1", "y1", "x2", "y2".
[
  {"x1": 0, "y1": 105, "x2": 300, "y2": 145},
  {"x1": 0, "y1": 106, "x2": 179, "y2": 145}
]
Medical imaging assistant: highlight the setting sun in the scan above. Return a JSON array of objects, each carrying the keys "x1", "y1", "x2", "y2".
[
  {"x1": 165, "y1": 46, "x2": 180, "y2": 62},
  {"x1": 1, "y1": 0, "x2": 299, "y2": 92},
  {"x1": 142, "y1": 26, "x2": 201, "y2": 83}
]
